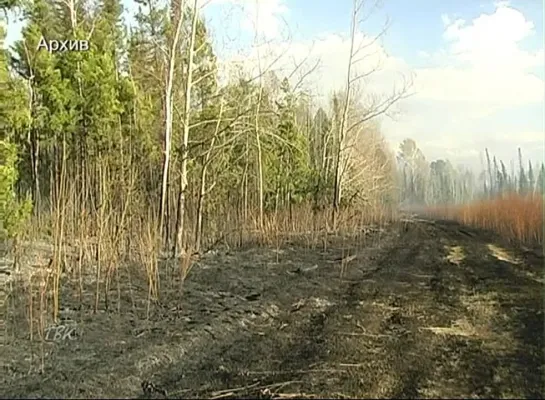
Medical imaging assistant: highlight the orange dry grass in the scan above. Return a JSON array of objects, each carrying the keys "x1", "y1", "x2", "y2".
[{"x1": 426, "y1": 193, "x2": 543, "y2": 246}]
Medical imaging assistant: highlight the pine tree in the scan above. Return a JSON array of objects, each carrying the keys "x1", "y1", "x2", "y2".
[
  {"x1": 518, "y1": 148, "x2": 527, "y2": 195},
  {"x1": 538, "y1": 163, "x2": 545, "y2": 195},
  {"x1": 485, "y1": 148, "x2": 493, "y2": 197},
  {"x1": 0, "y1": 17, "x2": 32, "y2": 241},
  {"x1": 500, "y1": 160, "x2": 509, "y2": 194},
  {"x1": 528, "y1": 160, "x2": 535, "y2": 195}
]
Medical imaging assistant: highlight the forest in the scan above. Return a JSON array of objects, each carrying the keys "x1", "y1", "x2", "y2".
[
  {"x1": 1, "y1": 0, "x2": 543, "y2": 306},
  {"x1": 1, "y1": 1, "x2": 543, "y2": 397}
]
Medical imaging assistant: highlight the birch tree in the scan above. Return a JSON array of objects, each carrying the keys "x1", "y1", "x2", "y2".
[
  {"x1": 173, "y1": 0, "x2": 199, "y2": 257},
  {"x1": 159, "y1": 0, "x2": 185, "y2": 241},
  {"x1": 331, "y1": 0, "x2": 411, "y2": 227}
]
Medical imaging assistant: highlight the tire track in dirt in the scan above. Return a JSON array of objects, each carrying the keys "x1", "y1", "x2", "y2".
[
  {"x1": 321, "y1": 217, "x2": 544, "y2": 398},
  {"x1": 347, "y1": 221, "x2": 440, "y2": 398},
  {"x1": 152, "y1": 219, "x2": 543, "y2": 398},
  {"x1": 3, "y1": 219, "x2": 542, "y2": 398},
  {"x1": 408, "y1": 219, "x2": 544, "y2": 398},
  {"x1": 228, "y1": 222, "x2": 436, "y2": 398}
]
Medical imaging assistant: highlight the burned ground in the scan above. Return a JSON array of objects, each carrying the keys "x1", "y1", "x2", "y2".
[{"x1": 2, "y1": 217, "x2": 544, "y2": 399}]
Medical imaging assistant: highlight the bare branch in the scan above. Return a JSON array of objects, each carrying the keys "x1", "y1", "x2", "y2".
[
  {"x1": 346, "y1": 77, "x2": 414, "y2": 134},
  {"x1": 292, "y1": 59, "x2": 321, "y2": 94}
]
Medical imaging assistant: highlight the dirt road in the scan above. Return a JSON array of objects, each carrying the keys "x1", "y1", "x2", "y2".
[{"x1": 2, "y1": 217, "x2": 543, "y2": 398}]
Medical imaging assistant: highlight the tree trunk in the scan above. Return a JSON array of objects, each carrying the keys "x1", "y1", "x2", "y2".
[
  {"x1": 159, "y1": 0, "x2": 185, "y2": 243},
  {"x1": 332, "y1": 0, "x2": 357, "y2": 229},
  {"x1": 30, "y1": 131, "x2": 40, "y2": 215},
  {"x1": 195, "y1": 99, "x2": 223, "y2": 252},
  {"x1": 255, "y1": 88, "x2": 264, "y2": 230},
  {"x1": 174, "y1": 0, "x2": 199, "y2": 257}
]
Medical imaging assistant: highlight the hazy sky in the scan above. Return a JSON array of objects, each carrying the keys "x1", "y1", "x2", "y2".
[{"x1": 5, "y1": 0, "x2": 544, "y2": 171}]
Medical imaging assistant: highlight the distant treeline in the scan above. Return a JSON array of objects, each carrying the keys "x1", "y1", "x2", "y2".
[{"x1": 397, "y1": 139, "x2": 543, "y2": 206}]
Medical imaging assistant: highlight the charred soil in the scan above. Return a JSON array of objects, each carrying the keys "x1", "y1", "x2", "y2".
[{"x1": 2, "y1": 218, "x2": 543, "y2": 399}]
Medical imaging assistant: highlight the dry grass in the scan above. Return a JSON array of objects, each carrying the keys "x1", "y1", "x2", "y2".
[
  {"x1": 426, "y1": 193, "x2": 543, "y2": 246},
  {"x1": 486, "y1": 244, "x2": 521, "y2": 265},
  {"x1": 2, "y1": 199, "x2": 397, "y2": 345},
  {"x1": 445, "y1": 245, "x2": 465, "y2": 266},
  {"x1": 205, "y1": 201, "x2": 397, "y2": 251}
]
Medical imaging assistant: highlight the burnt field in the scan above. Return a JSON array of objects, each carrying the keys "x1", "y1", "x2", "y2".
[{"x1": 2, "y1": 217, "x2": 544, "y2": 399}]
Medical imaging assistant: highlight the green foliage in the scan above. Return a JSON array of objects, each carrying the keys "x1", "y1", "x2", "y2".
[
  {"x1": 0, "y1": 141, "x2": 32, "y2": 239},
  {"x1": 1, "y1": 0, "x2": 402, "y2": 249},
  {"x1": 262, "y1": 78, "x2": 313, "y2": 208},
  {"x1": 0, "y1": 0, "x2": 21, "y2": 10}
]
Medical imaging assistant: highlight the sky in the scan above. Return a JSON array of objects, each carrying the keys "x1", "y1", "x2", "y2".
[{"x1": 4, "y1": 0, "x2": 544, "y2": 171}]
